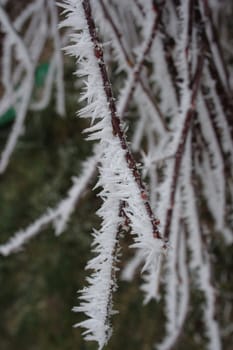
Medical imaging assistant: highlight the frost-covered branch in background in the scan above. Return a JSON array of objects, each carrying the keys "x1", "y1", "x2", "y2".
[
  {"x1": 0, "y1": 151, "x2": 98, "y2": 255},
  {"x1": 0, "y1": 0, "x2": 66, "y2": 173}
]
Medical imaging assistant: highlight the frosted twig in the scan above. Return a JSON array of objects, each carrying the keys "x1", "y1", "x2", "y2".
[
  {"x1": 0, "y1": 152, "x2": 98, "y2": 255},
  {"x1": 0, "y1": 1, "x2": 67, "y2": 173},
  {"x1": 0, "y1": 4, "x2": 34, "y2": 173},
  {"x1": 60, "y1": 1, "x2": 164, "y2": 346},
  {"x1": 182, "y1": 134, "x2": 221, "y2": 350},
  {"x1": 97, "y1": 0, "x2": 167, "y2": 131},
  {"x1": 157, "y1": 194, "x2": 180, "y2": 350},
  {"x1": 116, "y1": 1, "x2": 163, "y2": 119}
]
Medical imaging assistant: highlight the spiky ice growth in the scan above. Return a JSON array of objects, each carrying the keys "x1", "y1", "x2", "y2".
[{"x1": 60, "y1": 0, "x2": 163, "y2": 347}]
